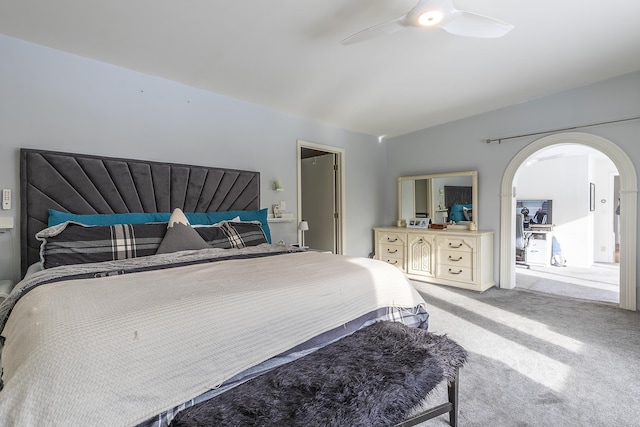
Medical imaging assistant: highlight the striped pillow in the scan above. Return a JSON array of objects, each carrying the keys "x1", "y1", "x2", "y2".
[
  {"x1": 196, "y1": 221, "x2": 267, "y2": 249},
  {"x1": 36, "y1": 222, "x2": 168, "y2": 269}
]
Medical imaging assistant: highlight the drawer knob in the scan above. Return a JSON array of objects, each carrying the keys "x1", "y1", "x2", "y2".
[
  {"x1": 418, "y1": 238, "x2": 424, "y2": 243},
  {"x1": 387, "y1": 237, "x2": 398, "y2": 243},
  {"x1": 448, "y1": 242, "x2": 463, "y2": 248},
  {"x1": 387, "y1": 259, "x2": 398, "y2": 265},
  {"x1": 387, "y1": 249, "x2": 398, "y2": 254},
  {"x1": 448, "y1": 256, "x2": 463, "y2": 262},
  {"x1": 448, "y1": 268, "x2": 463, "y2": 275}
]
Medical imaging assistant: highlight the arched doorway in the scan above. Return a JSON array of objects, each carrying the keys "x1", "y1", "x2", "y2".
[{"x1": 499, "y1": 132, "x2": 637, "y2": 311}]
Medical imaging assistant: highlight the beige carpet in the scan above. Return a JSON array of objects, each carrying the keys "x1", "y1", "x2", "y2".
[
  {"x1": 515, "y1": 263, "x2": 619, "y2": 304},
  {"x1": 411, "y1": 281, "x2": 640, "y2": 426}
]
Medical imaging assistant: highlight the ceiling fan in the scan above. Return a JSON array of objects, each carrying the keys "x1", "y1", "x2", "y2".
[{"x1": 340, "y1": 0, "x2": 514, "y2": 45}]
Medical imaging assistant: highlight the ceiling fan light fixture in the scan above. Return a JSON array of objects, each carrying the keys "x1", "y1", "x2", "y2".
[
  {"x1": 340, "y1": 0, "x2": 513, "y2": 45},
  {"x1": 417, "y1": 10, "x2": 443, "y2": 26}
]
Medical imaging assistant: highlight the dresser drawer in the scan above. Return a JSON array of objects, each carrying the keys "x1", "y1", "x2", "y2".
[
  {"x1": 436, "y1": 236, "x2": 474, "y2": 252},
  {"x1": 439, "y1": 249, "x2": 473, "y2": 268},
  {"x1": 380, "y1": 243, "x2": 404, "y2": 259},
  {"x1": 526, "y1": 246, "x2": 549, "y2": 264},
  {"x1": 375, "y1": 230, "x2": 407, "y2": 271},
  {"x1": 436, "y1": 264, "x2": 474, "y2": 283},
  {"x1": 378, "y1": 233, "x2": 405, "y2": 247},
  {"x1": 379, "y1": 256, "x2": 404, "y2": 269},
  {"x1": 528, "y1": 239, "x2": 546, "y2": 250}
]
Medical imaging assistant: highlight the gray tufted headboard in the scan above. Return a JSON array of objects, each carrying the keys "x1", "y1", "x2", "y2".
[{"x1": 20, "y1": 149, "x2": 260, "y2": 276}]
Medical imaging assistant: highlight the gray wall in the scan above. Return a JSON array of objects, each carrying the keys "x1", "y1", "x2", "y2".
[
  {"x1": 386, "y1": 70, "x2": 640, "y2": 305},
  {"x1": 0, "y1": 35, "x2": 385, "y2": 283}
]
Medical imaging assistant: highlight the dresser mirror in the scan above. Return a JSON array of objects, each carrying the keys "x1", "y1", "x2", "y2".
[{"x1": 398, "y1": 171, "x2": 478, "y2": 228}]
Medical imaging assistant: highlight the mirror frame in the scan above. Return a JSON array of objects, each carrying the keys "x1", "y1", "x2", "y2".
[{"x1": 398, "y1": 170, "x2": 478, "y2": 229}]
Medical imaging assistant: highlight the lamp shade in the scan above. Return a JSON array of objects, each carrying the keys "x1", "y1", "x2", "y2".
[{"x1": 298, "y1": 221, "x2": 309, "y2": 231}]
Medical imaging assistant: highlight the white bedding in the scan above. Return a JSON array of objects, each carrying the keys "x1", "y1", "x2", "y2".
[{"x1": 0, "y1": 248, "x2": 426, "y2": 427}]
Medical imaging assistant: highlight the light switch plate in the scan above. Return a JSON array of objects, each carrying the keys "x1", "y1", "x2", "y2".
[{"x1": 2, "y1": 189, "x2": 10, "y2": 210}]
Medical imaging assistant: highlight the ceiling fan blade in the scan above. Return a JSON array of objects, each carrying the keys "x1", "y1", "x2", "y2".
[
  {"x1": 441, "y1": 10, "x2": 514, "y2": 38},
  {"x1": 340, "y1": 17, "x2": 405, "y2": 45}
]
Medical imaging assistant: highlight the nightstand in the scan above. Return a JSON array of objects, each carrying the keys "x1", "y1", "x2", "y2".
[{"x1": 0, "y1": 280, "x2": 15, "y2": 300}]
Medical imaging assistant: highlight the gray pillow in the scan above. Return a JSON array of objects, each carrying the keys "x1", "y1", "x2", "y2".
[
  {"x1": 156, "y1": 223, "x2": 210, "y2": 254},
  {"x1": 156, "y1": 208, "x2": 210, "y2": 254}
]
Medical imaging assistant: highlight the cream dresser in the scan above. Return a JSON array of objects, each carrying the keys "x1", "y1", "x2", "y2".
[{"x1": 374, "y1": 226, "x2": 495, "y2": 292}]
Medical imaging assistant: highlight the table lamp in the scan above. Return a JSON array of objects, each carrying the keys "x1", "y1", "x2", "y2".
[{"x1": 298, "y1": 221, "x2": 309, "y2": 248}]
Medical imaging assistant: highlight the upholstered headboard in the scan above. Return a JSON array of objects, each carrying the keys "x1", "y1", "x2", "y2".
[
  {"x1": 20, "y1": 149, "x2": 260, "y2": 276},
  {"x1": 444, "y1": 185, "x2": 472, "y2": 208}
]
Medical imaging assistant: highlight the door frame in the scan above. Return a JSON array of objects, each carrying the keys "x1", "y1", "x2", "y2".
[
  {"x1": 499, "y1": 132, "x2": 637, "y2": 310},
  {"x1": 297, "y1": 140, "x2": 346, "y2": 255}
]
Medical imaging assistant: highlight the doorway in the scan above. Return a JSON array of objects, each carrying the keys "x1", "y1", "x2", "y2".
[
  {"x1": 499, "y1": 132, "x2": 637, "y2": 311},
  {"x1": 513, "y1": 144, "x2": 620, "y2": 303},
  {"x1": 297, "y1": 140, "x2": 345, "y2": 254}
]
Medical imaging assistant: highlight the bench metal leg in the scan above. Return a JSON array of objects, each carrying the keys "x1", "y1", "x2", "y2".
[
  {"x1": 395, "y1": 367, "x2": 461, "y2": 427},
  {"x1": 448, "y1": 369, "x2": 460, "y2": 426}
]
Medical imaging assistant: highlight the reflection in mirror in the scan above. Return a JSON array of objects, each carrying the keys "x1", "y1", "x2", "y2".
[{"x1": 398, "y1": 171, "x2": 478, "y2": 229}]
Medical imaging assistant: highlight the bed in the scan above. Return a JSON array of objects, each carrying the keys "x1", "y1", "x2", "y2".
[{"x1": 0, "y1": 149, "x2": 466, "y2": 426}]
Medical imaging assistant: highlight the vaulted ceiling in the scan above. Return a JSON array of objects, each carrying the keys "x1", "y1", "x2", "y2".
[{"x1": 2, "y1": 0, "x2": 639, "y2": 137}]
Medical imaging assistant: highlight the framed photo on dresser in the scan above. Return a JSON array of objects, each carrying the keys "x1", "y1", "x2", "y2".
[{"x1": 407, "y1": 218, "x2": 431, "y2": 228}]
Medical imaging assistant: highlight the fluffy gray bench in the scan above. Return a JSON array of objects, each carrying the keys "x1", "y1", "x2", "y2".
[{"x1": 171, "y1": 321, "x2": 467, "y2": 427}]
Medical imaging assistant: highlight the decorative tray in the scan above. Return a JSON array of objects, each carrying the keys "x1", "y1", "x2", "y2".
[{"x1": 429, "y1": 223, "x2": 448, "y2": 229}]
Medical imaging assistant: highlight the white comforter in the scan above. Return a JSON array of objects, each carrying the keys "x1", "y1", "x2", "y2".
[{"x1": 0, "y1": 247, "x2": 426, "y2": 427}]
